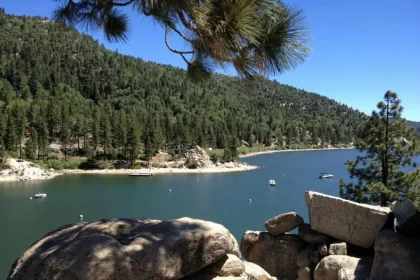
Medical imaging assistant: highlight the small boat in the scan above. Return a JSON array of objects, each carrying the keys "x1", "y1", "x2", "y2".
[
  {"x1": 33, "y1": 193, "x2": 47, "y2": 198},
  {"x1": 129, "y1": 172, "x2": 153, "y2": 177},
  {"x1": 269, "y1": 179, "x2": 276, "y2": 186},
  {"x1": 319, "y1": 173, "x2": 334, "y2": 179}
]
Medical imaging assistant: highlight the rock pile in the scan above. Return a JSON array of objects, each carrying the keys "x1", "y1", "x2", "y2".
[
  {"x1": 239, "y1": 191, "x2": 420, "y2": 280},
  {"x1": 8, "y1": 217, "x2": 276, "y2": 280},
  {"x1": 0, "y1": 158, "x2": 54, "y2": 182}
]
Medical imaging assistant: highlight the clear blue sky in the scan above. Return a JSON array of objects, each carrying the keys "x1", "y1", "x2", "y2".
[{"x1": 2, "y1": 0, "x2": 419, "y2": 120}]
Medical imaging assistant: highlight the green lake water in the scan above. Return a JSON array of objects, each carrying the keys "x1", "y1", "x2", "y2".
[{"x1": 0, "y1": 149, "x2": 363, "y2": 277}]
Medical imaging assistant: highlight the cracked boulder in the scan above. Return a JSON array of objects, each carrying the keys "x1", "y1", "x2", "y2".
[
  {"x1": 7, "y1": 217, "x2": 240, "y2": 280},
  {"x1": 305, "y1": 191, "x2": 390, "y2": 248}
]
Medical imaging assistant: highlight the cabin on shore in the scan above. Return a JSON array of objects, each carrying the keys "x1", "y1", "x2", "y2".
[{"x1": 172, "y1": 144, "x2": 197, "y2": 154}]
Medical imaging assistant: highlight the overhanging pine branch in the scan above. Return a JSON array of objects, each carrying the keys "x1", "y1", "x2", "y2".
[{"x1": 164, "y1": 27, "x2": 195, "y2": 55}]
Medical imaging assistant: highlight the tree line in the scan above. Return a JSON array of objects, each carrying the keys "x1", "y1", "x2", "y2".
[{"x1": 0, "y1": 10, "x2": 365, "y2": 163}]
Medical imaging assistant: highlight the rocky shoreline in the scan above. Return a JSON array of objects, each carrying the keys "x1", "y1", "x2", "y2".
[
  {"x1": 0, "y1": 158, "x2": 258, "y2": 183},
  {"x1": 8, "y1": 191, "x2": 420, "y2": 279},
  {"x1": 0, "y1": 158, "x2": 58, "y2": 182}
]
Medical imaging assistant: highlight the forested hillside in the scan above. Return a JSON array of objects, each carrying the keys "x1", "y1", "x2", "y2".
[
  {"x1": 0, "y1": 10, "x2": 365, "y2": 162},
  {"x1": 407, "y1": 121, "x2": 420, "y2": 136}
]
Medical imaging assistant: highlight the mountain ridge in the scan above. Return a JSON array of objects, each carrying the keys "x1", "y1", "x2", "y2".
[{"x1": 0, "y1": 10, "x2": 366, "y2": 161}]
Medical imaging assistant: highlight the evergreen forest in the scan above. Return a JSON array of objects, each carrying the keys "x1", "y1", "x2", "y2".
[{"x1": 0, "y1": 10, "x2": 366, "y2": 164}]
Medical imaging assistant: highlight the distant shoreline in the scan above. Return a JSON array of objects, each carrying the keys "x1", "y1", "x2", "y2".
[
  {"x1": 0, "y1": 147, "x2": 354, "y2": 183},
  {"x1": 238, "y1": 147, "x2": 355, "y2": 159},
  {"x1": 58, "y1": 164, "x2": 259, "y2": 177}
]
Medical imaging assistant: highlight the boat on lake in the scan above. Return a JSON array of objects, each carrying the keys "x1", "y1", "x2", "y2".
[
  {"x1": 129, "y1": 172, "x2": 153, "y2": 177},
  {"x1": 319, "y1": 173, "x2": 334, "y2": 179},
  {"x1": 269, "y1": 179, "x2": 276, "y2": 186},
  {"x1": 33, "y1": 193, "x2": 47, "y2": 198}
]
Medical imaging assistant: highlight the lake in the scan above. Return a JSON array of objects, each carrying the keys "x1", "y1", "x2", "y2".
[{"x1": 0, "y1": 149, "x2": 370, "y2": 277}]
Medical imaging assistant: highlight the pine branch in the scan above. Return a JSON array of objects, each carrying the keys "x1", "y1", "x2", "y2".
[{"x1": 164, "y1": 27, "x2": 195, "y2": 55}]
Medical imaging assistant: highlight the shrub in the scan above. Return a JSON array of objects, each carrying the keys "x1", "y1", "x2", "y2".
[
  {"x1": 210, "y1": 153, "x2": 220, "y2": 163},
  {"x1": 131, "y1": 163, "x2": 143, "y2": 169},
  {"x1": 97, "y1": 161, "x2": 114, "y2": 170},
  {"x1": 185, "y1": 158, "x2": 199, "y2": 169}
]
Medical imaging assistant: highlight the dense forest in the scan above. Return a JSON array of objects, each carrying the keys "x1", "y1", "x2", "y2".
[{"x1": 0, "y1": 10, "x2": 366, "y2": 163}]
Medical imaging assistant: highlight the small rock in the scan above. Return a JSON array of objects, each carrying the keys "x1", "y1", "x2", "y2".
[
  {"x1": 298, "y1": 224, "x2": 332, "y2": 244},
  {"x1": 328, "y1": 242, "x2": 347, "y2": 255},
  {"x1": 318, "y1": 243, "x2": 329, "y2": 256},
  {"x1": 209, "y1": 254, "x2": 245, "y2": 276},
  {"x1": 391, "y1": 200, "x2": 420, "y2": 237},
  {"x1": 297, "y1": 266, "x2": 311, "y2": 280},
  {"x1": 243, "y1": 261, "x2": 276, "y2": 280},
  {"x1": 184, "y1": 272, "x2": 248, "y2": 280},
  {"x1": 297, "y1": 245, "x2": 316, "y2": 267},
  {"x1": 314, "y1": 256, "x2": 372, "y2": 280},
  {"x1": 310, "y1": 251, "x2": 321, "y2": 264},
  {"x1": 264, "y1": 212, "x2": 304, "y2": 235}
]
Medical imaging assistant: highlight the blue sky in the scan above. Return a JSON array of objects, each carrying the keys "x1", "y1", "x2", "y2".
[{"x1": 2, "y1": 0, "x2": 419, "y2": 120}]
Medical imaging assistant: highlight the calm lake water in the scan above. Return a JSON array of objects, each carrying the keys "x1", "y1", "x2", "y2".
[{"x1": 0, "y1": 149, "x2": 395, "y2": 277}]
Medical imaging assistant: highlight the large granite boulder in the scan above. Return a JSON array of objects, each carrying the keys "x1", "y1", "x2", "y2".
[
  {"x1": 264, "y1": 212, "x2": 304, "y2": 235},
  {"x1": 305, "y1": 191, "x2": 390, "y2": 248},
  {"x1": 314, "y1": 255, "x2": 372, "y2": 280},
  {"x1": 298, "y1": 223, "x2": 332, "y2": 244},
  {"x1": 240, "y1": 231, "x2": 304, "y2": 279},
  {"x1": 370, "y1": 230, "x2": 420, "y2": 280},
  {"x1": 8, "y1": 217, "x2": 240, "y2": 280},
  {"x1": 391, "y1": 200, "x2": 420, "y2": 237}
]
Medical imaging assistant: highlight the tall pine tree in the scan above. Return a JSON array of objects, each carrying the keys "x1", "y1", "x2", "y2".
[{"x1": 339, "y1": 91, "x2": 420, "y2": 206}]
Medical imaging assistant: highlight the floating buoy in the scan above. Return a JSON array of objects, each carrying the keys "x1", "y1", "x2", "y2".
[
  {"x1": 249, "y1": 199, "x2": 252, "y2": 203},
  {"x1": 80, "y1": 214, "x2": 83, "y2": 218},
  {"x1": 29, "y1": 197, "x2": 32, "y2": 200},
  {"x1": 169, "y1": 189, "x2": 171, "y2": 192}
]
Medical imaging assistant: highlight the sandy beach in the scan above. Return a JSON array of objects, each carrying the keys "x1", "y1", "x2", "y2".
[
  {"x1": 0, "y1": 159, "x2": 259, "y2": 183},
  {"x1": 59, "y1": 164, "x2": 259, "y2": 176}
]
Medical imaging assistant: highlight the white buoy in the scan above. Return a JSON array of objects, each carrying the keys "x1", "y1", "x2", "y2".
[
  {"x1": 169, "y1": 189, "x2": 171, "y2": 192},
  {"x1": 80, "y1": 214, "x2": 84, "y2": 222},
  {"x1": 249, "y1": 199, "x2": 252, "y2": 203},
  {"x1": 29, "y1": 197, "x2": 32, "y2": 200}
]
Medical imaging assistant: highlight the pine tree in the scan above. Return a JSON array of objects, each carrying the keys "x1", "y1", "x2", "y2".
[
  {"x1": 25, "y1": 128, "x2": 38, "y2": 160},
  {"x1": 60, "y1": 103, "x2": 71, "y2": 160},
  {"x1": 126, "y1": 116, "x2": 141, "y2": 164},
  {"x1": 339, "y1": 91, "x2": 420, "y2": 206},
  {"x1": 53, "y1": 0, "x2": 310, "y2": 81},
  {"x1": 91, "y1": 107, "x2": 101, "y2": 152},
  {"x1": 5, "y1": 109, "x2": 17, "y2": 152}
]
